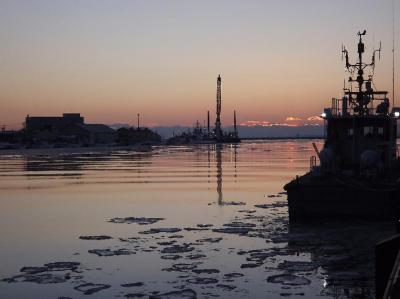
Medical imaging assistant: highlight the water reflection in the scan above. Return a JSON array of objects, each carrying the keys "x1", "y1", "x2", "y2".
[
  {"x1": 288, "y1": 221, "x2": 394, "y2": 298},
  {"x1": 5, "y1": 140, "x2": 379, "y2": 299},
  {"x1": 216, "y1": 144, "x2": 223, "y2": 205},
  {"x1": 24, "y1": 156, "x2": 85, "y2": 177},
  {"x1": 233, "y1": 144, "x2": 237, "y2": 180},
  {"x1": 207, "y1": 145, "x2": 211, "y2": 184},
  {"x1": 212, "y1": 144, "x2": 238, "y2": 205},
  {"x1": 22, "y1": 152, "x2": 153, "y2": 180}
]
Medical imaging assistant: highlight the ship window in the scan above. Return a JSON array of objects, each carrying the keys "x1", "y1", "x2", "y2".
[
  {"x1": 348, "y1": 128, "x2": 354, "y2": 136},
  {"x1": 364, "y1": 126, "x2": 374, "y2": 136},
  {"x1": 378, "y1": 127, "x2": 384, "y2": 135}
]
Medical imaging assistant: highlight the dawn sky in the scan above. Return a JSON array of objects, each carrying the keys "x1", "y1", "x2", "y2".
[{"x1": 1, "y1": 0, "x2": 399, "y2": 129}]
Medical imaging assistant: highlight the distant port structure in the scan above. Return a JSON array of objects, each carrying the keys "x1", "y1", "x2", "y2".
[
  {"x1": 0, "y1": 113, "x2": 161, "y2": 148},
  {"x1": 167, "y1": 75, "x2": 240, "y2": 145},
  {"x1": 1, "y1": 75, "x2": 239, "y2": 148}
]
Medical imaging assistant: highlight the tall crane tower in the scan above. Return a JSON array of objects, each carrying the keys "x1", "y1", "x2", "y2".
[{"x1": 215, "y1": 74, "x2": 222, "y2": 140}]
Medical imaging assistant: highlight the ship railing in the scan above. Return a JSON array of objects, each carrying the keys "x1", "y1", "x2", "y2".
[
  {"x1": 331, "y1": 98, "x2": 341, "y2": 116},
  {"x1": 310, "y1": 155, "x2": 317, "y2": 171},
  {"x1": 330, "y1": 95, "x2": 391, "y2": 117},
  {"x1": 329, "y1": 109, "x2": 387, "y2": 117},
  {"x1": 383, "y1": 251, "x2": 400, "y2": 298},
  {"x1": 330, "y1": 97, "x2": 350, "y2": 116}
]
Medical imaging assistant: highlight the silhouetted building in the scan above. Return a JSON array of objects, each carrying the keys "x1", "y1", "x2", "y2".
[
  {"x1": 63, "y1": 123, "x2": 116, "y2": 144},
  {"x1": 24, "y1": 113, "x2": 116, "y2": 144},
  {"x1": 25, "y1": 113, "x2": 84, "y2": 132}
]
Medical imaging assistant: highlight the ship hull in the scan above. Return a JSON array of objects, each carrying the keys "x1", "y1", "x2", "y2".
[{"x1": 284, "y1": 174, "x2": 400, "y2": 221}]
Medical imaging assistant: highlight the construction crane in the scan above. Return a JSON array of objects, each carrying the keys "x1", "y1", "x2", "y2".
[{"x1": 215, "y1": 75, "x2": 222, "y2": 140}]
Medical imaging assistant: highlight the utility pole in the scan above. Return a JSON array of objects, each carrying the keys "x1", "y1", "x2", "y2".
[
  {"x1": 207, "y1": 110, "x2": 210, "y2": 137},
  {"x1": 137, "y1": 113, "x2": 140, "y2": 129},
  {"x1": 234, "y1": 110, "x2": 237, "y2": 138}
]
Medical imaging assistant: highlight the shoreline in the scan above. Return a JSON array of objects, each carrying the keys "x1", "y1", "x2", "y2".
[
  {"x1": 0, "y1": 138, "x2": 327, "y2": 156},
  {"x1": 0, "y1": 144, "x2": 153, "y2": 156}
]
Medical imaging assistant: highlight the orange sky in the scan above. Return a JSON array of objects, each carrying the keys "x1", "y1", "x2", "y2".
[{"x1": 1, "y1": 0, "x2": 399, "y2": 129}]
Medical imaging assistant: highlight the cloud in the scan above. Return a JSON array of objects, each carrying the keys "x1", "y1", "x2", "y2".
[
  {"x1": 285, "y1": 116, "x2": 302, "y2": 121},
  {"x1": 240, "y1": 120, "x2": 299, "y2": 127},
  {"x1": 240, "y1": 120, "x2": 271, "y2": 127},
  {"x1": 306, "y1": 115, "x2": 323, "y2": 121},
  {"x1": 269, "y1": 123, "x2": 299, "y2": 127},
  {"x1": 240, "y1": 115, "x2": 325, "y2": 127}
]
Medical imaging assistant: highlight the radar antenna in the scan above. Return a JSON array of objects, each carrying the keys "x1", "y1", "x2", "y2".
[{"x1": 341, "y1": 30, "x2": 383, "y2": 115}]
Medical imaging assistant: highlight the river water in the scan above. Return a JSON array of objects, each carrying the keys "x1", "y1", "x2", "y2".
[{"x1": 0, "y1": 140, "x2": 394, "y2": 298}]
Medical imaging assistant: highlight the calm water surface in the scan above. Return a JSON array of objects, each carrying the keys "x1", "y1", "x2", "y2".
[{"x1": 0, "y1": 140, "x2": 394, "y2": 298}]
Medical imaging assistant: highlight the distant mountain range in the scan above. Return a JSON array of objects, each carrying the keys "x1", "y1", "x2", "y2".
[
  {"x1": 223, "y1": 125, "x2": 323, "y2": 139},
  {"x1": 109, "y1": 123, "x2": 400, "y2": 139}
]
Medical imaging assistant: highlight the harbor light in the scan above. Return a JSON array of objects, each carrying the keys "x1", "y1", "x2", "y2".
[
  {"x1": 321, "y1": 108, "x2": 332, "y2": 119},
  {"x1": 392, "y1": 107, "x2": 400, "y2": 118}
]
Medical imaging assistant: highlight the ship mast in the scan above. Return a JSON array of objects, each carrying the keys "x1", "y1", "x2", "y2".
[
  {"x1": 342, "y1": 30, "x2": 382, "y2": 116},
  {"x1": 393, "y1": 0, "x2": 395, "y2": 109}
]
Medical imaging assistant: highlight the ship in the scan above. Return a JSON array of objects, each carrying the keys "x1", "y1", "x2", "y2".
[
  {"x1": 284, "y1": 30, "x2": 400, "y2": 221},
  {"x1": 166, "y1": 75, "x2": 241, "y2": 145}
]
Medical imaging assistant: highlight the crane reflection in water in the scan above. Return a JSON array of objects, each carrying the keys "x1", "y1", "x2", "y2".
[
  {"x1": 208, "y1": 143, "x2": 237, "y2": 206},
  {"x1": 216, "y1": 143, "x2": 223, "y2": 205}
]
